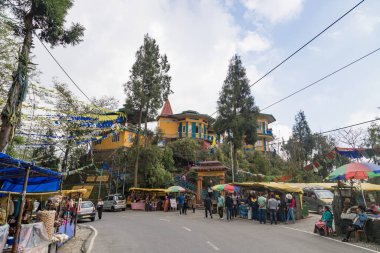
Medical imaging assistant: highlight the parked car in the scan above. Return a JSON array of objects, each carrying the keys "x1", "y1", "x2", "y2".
[
  {"x1": 303, "y1": 187, "x2": 334, "y2": 214},
  {"x1": 103, "y1": 194, "x2": 126, "y2": 211},
  {"x1": 77, "y1": 201, "x2": 96, "y2": 222}
]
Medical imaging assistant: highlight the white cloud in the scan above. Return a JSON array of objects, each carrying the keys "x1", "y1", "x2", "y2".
[
  {"x1": 238, "y1": 32, "x2": 271, "y2": 53},
  {"x1": 33, "y1": 0, "x2": 242, "y2": 116},
  {"x1": 346, "y1": 110, "x2": 378, "y2": 126},
  {"x1": 271, "y1": 123, "x2": 292, "y2": 142},
  {"x1": 353, "y1": 10, "x2": 380, "y2": 35},
  {"x1": 242, "y1": 0, "x2": 303, "y2": 23}
]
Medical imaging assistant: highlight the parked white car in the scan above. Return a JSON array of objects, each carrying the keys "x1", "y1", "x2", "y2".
[
  {"x1": 103, "y1": 194, "x2": 126, "y2": 211},
  {"x1": 77, "y1": 201, "x2": 96, "y2": 221}
]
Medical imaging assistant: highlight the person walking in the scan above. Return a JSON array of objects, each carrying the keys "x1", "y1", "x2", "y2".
[
  {"x1": 277, "y1": 195, "x2": 285, "y2": 222},
  {"x1": 182, "y1": 195, "x2": 188, "y2": 215},
  {"x1": 204, "y1": 195, "x2": 213, "y2": 219},
  {"x1": 286, "y1": 194, "x2": 296, "y2": 224},
  {"x1": 191, "y1": 194, "x2": 196, "y2": 213},
  {"x1": 252, "y1": 194, "x2": 259, "y2": 221},
  {"x1": 96, "y1": 198, "x2": 104, "y2": 220},
  {"x1": 268, "y1": 194, "x2": 278, "y2": 225},
  {"x1": 164, "y1": 194, "x2": 169, "y2": 212},
  {"x1": 217, "y1": 194, "x2": 225, "y2": 219},
  {"x1": 225, "y1": 193, "x2": 234, "y2": 221},
  {"x1": 258, "y1": 193, "x2": 267, "y2": 224},
  {"x1": 178, "y1": 193, "x2": 185, "y2": 215},
  {"x1": 232, "y1": 192, "x2": 238, "y2": 218}
]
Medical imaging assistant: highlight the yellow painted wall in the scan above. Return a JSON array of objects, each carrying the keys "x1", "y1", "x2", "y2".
[
  {"x1": 159, "y1": 116, "x2": 209, "y2": 139},
  {"x1": 158, "y1": 117, "x2": 178, "y2": 138},
  {"x1": 93, "y1": 130, "x2": 137, "y2": 150}
]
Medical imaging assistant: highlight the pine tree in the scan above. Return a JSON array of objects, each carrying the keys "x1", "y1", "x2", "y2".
[
  {"x1": 0, "y1": 0, "x2": 84, "y2": 152},
  {"x1": 215, "y1": 55, "x2": 259, "y2": 181},
  {"x1": 124, "y1": 34, "x2": 171, "y2": 187}
]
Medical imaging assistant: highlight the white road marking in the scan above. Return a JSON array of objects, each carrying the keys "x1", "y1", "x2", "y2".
[
  {"x1": 206, "y1": 241, "x2": 220, "y2": 251},
  {"x1": 159, "y1": 218, "x2": 170, "y2": 222},
  {"x1": 182, "y1": 226, "x2": 192, "y2": 232},
  {"x1": 87, "y1": 225, "x2": 98, "y2": 253},
  {"x1": 281, "y1": 226, "x2": 380, "y2": 253}
]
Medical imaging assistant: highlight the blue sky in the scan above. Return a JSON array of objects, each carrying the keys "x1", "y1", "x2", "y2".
[{"x1": 32, "y1": 0, "x2": 380, "y2": 141}]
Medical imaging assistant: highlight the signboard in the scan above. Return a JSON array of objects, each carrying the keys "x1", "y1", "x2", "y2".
[
  {"x1": 170, "y1": 199, "x2": 177, "y2": 209},
  {"x1": 86, "y1": 176, "x2": 96, "y2": 182},
  {"x1": 96, "y1": 175, "x2": 109, "y2": 182},
  {"x1": 72, "y1": 185, "x2": 94, "y2": 199}
]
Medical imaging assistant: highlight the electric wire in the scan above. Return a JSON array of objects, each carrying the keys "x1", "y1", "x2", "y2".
[
  {"x1": 208, "y1": 0, "x2": 365, "y2": 118},
  {"x1": 260, "y1": 47, "x2": 380, "y2": 111}
]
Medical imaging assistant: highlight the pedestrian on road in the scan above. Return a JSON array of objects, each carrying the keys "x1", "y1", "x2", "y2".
[
  {"x1": 178, "y1": 193, "x2": 185, "y2": 215},
  {"x1": 268, "y1": 194, "x2": 278, "y2": 225},
  {"x1": 277, "y1": 195, "x2": 285, "y2": 222},
  {"x1": 252, "y1": 194, "x2": 259, "y2": 221},
  {"x1": 204, "y1": 195, "x2": 213, "y2": 219},
  {"x1": 225, "y1": 193, "x2": 234, "y2": 221},
  {"x1": 258, "y1": 193, "x2": 267, "y2": 224},
  {"x1": 191, "y1": 194, "x2": 196, "y2": 213},
  {"x1": 97, "y1": 198, "x2": 104, "y2": 220},
  {"x1": 164, "y1": 194, "x2": 169, "y2": 212},
  {"x1": 232, "y1": 192, "x2": 238, "y2": 218},
  {"x1": 182, "y1": 195, "x2": 188, "y2": 215},
  {"x1": 217, "y1": 194, "x2": 225, "y2": 219},
  {"x1": 286, "y1": 194, "x2": 296, "y2": 224}
]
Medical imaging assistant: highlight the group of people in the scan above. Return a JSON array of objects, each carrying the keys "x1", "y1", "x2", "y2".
[
  {"x1": 245, "y1": 192, "x2": 297, "y2": 225},
  {"x1": 164, "y1": 193, "x2": 197, "y2": 214},
  {"x1": 203, "y1": 191, "x2": 297, "y2": 224}
]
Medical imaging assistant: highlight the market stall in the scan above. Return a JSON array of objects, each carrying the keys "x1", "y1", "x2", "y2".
[
  {"x1": 0, "y1": 152, "x2": 75, "y2": 252},
  {"x1": 128, "y1": 188, "x2": 167, "y2": 211},
  {"x1": 327, "y1": 162, "x2": 380, "y2": 242},
  {"x1": 232, "y1": 182, "x2": 304, "y2": 220}
]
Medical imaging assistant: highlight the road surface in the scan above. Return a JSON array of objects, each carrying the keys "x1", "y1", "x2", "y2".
[{"x1": 88, "y1": 210, "x2": 376, "y2": 253}]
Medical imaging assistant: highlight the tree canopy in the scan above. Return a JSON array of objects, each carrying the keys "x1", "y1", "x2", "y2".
[{"x1": 215, "y1": 54, "x2": 258, "y2": 179}]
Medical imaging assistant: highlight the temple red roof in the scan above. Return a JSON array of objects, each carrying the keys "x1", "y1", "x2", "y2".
[{"x1": 160, "y1": 100, "x2": 173, "y2": 116}]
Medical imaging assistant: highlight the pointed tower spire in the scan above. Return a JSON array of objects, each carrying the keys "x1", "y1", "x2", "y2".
[{"x1": 160, "y1": 100, "x2": 173, "y2": 116}]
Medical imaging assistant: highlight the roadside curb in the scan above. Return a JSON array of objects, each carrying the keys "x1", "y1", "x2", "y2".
[{"x1": 78, "y1": 224, "x2": 98, "y2": 253}]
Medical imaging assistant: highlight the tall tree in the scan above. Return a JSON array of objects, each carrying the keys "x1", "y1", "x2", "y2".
[
  {"x1": 124, "y1": 34, "x2": 171, "y2": 187},
  {"x1": 0, "y1": 20, "x2": 19, "y2": 107},
  {"x1": 285, "y1": 110, "x2": 315, "y2": 163},
  {"x1": 365, "y1": 123, "x2": 380, "y2": 149},
  {"x1": 215, "y1": 55, "x2": 259, "y2": 181},
  {"x1": 0, "y1": 0, "x2": 84, "y2": 151}
]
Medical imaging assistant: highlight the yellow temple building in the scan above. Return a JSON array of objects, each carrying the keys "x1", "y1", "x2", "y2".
[
  {"x1": 245, "y1": 113, "x2": 276, "y2": 152},
  {"x1": 158, "y1": 100, "x2": 214, "y2": 139},
  {"x1": 93, "y1": 100, "x2": 275, "y2": 152}
]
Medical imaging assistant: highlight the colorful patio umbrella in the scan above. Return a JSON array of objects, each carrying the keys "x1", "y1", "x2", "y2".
[
  {"x1": 327, "y1": 162, "x2": 380, "y2": 180},
  {"x1": 166, "y1": 186, "x2": 186, "y2": 193},
  {"x1": 211, "y1": 184, "x2": 239, "y2": 192}
]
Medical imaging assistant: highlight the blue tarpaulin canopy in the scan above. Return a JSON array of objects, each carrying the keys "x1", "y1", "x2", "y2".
[{"x1": 0, "y1": 152, "x2": 62, "y2": 193}]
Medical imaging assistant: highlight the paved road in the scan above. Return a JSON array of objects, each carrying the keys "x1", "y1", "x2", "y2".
[{"x1": 88, "y1": 210, "x2": 376, "y2": 253}]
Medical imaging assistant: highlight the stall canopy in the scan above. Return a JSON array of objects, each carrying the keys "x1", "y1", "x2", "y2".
[
  {"x1": 288, "y1": 182, "x2": 380, "y2": 192},
  {"x1": 0, "y1": 152, "x2": 62, "y2": 193},
  {"x1": 129, "y1": 187, "x2": 167, "y2": 193},
  {"x1": 232, "y1": 182, "x2": 303, "y2": 193}
]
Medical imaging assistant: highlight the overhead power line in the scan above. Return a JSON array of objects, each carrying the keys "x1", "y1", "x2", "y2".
[
  {"x1": 34, "y1": 35, "x2": 93, "y2": 103},
  {"x1": 209, "y1": 0, "x2": 365, "y2": 118},
  {"x1": 260, "y1": 47, "x2": 380, "y2": 111},
  {"x1": 258, "y1": 118, "x2": 380, "y2": 150}
]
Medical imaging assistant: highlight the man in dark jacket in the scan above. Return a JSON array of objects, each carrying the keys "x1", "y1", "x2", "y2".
[
  {"x1": 225, "y1": 194, "x2": 234, "y2": 221},
  {"x1": 204, "y1": 196, "x2": 212, "y2": 219}
]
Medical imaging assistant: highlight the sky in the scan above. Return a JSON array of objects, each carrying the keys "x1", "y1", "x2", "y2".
[{"x1": 32, "y1": 0, "x2": 380, "y2": 142}]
